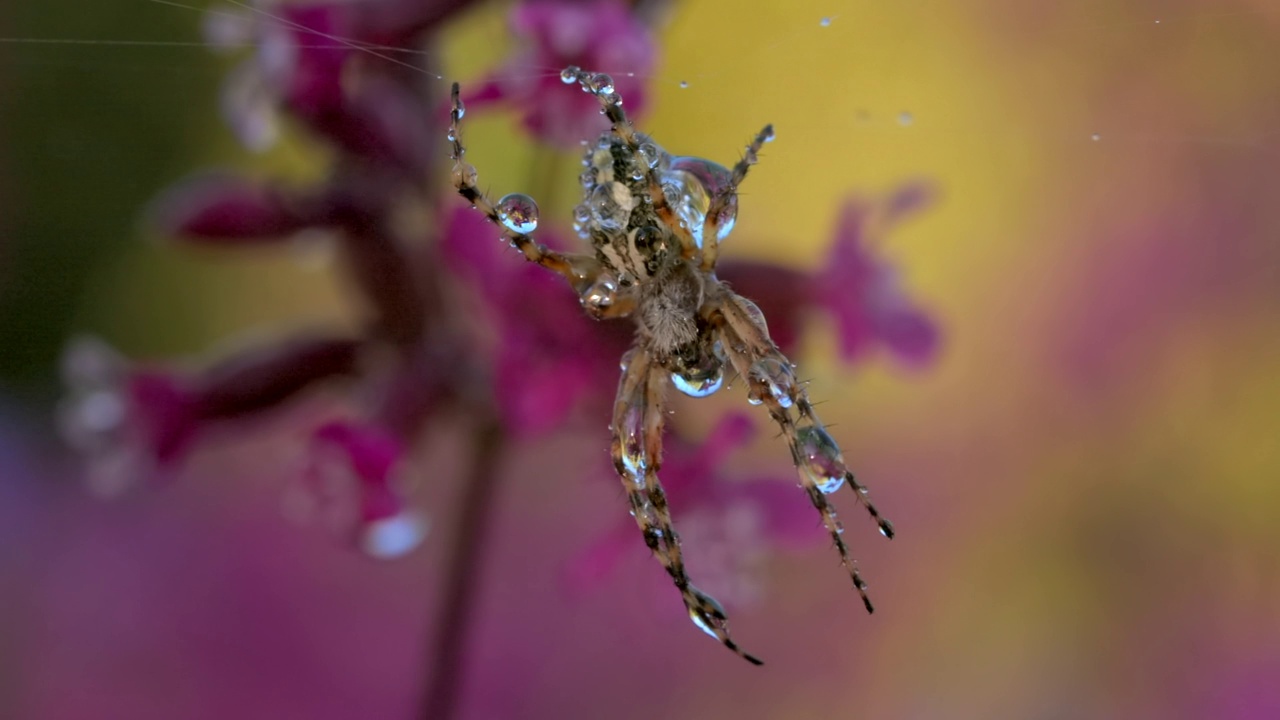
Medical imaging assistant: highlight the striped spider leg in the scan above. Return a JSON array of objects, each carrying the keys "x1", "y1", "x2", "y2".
[
  {"x1": 448, "y1": 65, "x2": 893, "y2": 664},
  {"x1": 705, "y1": 286, "x2": 895, "y2": 613}
]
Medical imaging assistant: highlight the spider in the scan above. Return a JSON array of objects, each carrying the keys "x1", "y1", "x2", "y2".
[{"x1": 448, "y1": 66, "x2": 895, "y2": 664}]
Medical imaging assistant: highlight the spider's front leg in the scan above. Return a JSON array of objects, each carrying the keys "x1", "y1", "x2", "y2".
[
  {"x1": 707, "y1": 285, "x2": 895, "y2": 614},
  {"x1": 611, "y1": 345, "x2": 762, "y2": 665},
  {"x1": 447, "y1": 82, "x2": 635, "y2": 319}
]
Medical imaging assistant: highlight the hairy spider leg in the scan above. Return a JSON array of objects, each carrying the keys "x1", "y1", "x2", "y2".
[
  {"x1": 564, "y1": 67, "x2": 699, "y2": 257},
  {"x1": 611, "y1": 347, "x2": 763, "y2": 665},
  {"x1": 448, "y1": 83, "x2": 636, "y2": 318},
  {"x1": 708, "y1": 285, "x2": 893, "y2": 614},
  {"x1": 700, "y1": 124, "x2": 775, "y2": 272}
]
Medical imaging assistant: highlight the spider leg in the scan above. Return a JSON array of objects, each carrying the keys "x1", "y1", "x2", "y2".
[
  {"x1": 611, "y1": 345, "x2": 762, "y2": 665},
  {"x1": 700, "y1": 124, "x2": 775, "y2": 271},
  {"x1": 448, "y1": 82, "x2": 635, "y2": 319},
  {"x1": 706, "y1": 285, "x2": 893, "y2": 614}
]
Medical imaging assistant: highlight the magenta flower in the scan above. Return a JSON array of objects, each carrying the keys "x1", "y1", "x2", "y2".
[
  {"x1": 719, "y1": 181, "x2": 941, "y2": 367},
  {"x1": 459, "y1": 0, "x2": 657, "y2": 147},
  {"x1": 295, "y1": 420, "x2": 428, "y2": 558},
  {"x1": 58, "y1": 335, "x2": 361, "y2": 497},
  {"x1": 441, "y1": 205, "x2": 631, "y2": 435},
  {"x1": 567, "y1": 413, "x2": 822, "y2": 606}
]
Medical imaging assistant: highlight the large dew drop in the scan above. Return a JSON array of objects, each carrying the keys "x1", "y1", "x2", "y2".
[
  {"x1": 660, "y1": 156, "x2": 738, "y2": 248},
  {"x1": 795, "y1": 425, "x2": 848, "y2": 494},
  {"x1": 672, "y1": 366, "x2": 724, "y2": 398},
  {"x1": 496, "y1": 193, "x2": 539, "y2": 234}
]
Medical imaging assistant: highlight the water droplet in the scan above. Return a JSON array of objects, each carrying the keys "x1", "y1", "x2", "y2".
[
  {"x1": 762, "y1": 125, "x2": 775, "y2": 143},
  {"x1": 361, "y1": 511, "x2": 429, "y2": 559},
  {"x1": 454, "y1": 99, "x2": 465, "y2": 120},
  {"x1": 672, "y1": 366, "x2": 724, "y2": 398},
  {"x1": 496, "y1": 193, "x2": 539, "y2": 234},
  {"x1": 878, "y1": 519, "x2": 896, "y2": 538},
  {"x1": 446, "y1": 129, "x2": 455, "y2": 142},
  {"x1": 898, "y1": 111, "x2": 913, "y2": 127},
  {"x1": 638, "y1": 140, "x2": 663, "y2": 168},
  {"x1": 661, "y1": 156, "x2": 735, "y2": 248},
  {"x1": 579, "y1": 168, "x2": 596, "y2": 188},
  {"x1": 590, "y1": 72, "x2": 615, "y2": 96},
  {"x1": 588, "y1": 182, "x2": 633, "y2": 231},
  {"x1": 1091, "y1": 133, "x2": 1102, "y2": 141},
  {"x1": 795, "y1": 425, "x2": 847, "y2": 494},
  {"x1": 820, "y1": 16, "x2": 832, "y2": 27},
  {"x1": 616, "y1": 405, "x2": 647, "y2": 481},
  {"x1": 679, "y1": 80, "x2": 689, "y2": 89},
  {"x1": 747, "y1": 357, "x2": 795, "y2": 409},
  {"x1": 560, "y1": 65, "x2": 580, "y2": 84},
  {"x1": 1153, "y1": 18, "x2": 1161, "y2": 24}
]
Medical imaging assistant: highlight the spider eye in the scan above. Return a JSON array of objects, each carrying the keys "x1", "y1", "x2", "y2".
[{"x1": 661, "y1": 156, "x2": 738, "y2": 248}]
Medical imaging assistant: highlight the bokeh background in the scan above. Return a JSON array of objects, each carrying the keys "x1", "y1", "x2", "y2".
[{"x1": 4, "y1": 1, "x2": 1279, "y2": 718}]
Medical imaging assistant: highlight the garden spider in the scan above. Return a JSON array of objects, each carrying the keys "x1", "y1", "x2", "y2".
[{"x1": 448, "y1": 66, "x2": 894, "y2": 664}]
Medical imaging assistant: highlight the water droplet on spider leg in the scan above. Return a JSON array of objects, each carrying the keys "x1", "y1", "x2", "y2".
[
  {"x1": 794, "y1": 425, "x2": 848, "y2": 494},
  {"x1": 579, "y1": 168, "x2": 596, "y2": 189},
  {"x1": 679, "y1": 80, "x2": 689, "y2": 89},
  {"x1": 496, "y1": 193, "x2": 539, "y2": 234},
  {"x1": 616, "y1": 404, "x2": 648, "y2": 482},
  {"x1": 878, "y1": 518, "x2": 896, "y2": 538},
  {"x1": 454, "y1": 99, "x2": 465, "y2": 120},
  {"x1": 672, "y1": 366, "x2": 724, "y2": 398},
  {"x1": 746, "y1": 356, "x2": 795, "y2": 409},
  {"x1": 590, "y1": 72, "x2": 615, "y2": 96},
  {"x1": 560, "y1": 65, "x2": 580, "y2": 84}
]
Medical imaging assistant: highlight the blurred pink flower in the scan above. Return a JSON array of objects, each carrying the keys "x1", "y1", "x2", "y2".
[
  {"x1": 459, "y1": 0, "x2": 657, "y2": 147},
  {"x1": 58, "y1": 335, "x2": 362, "y2": 497},
  {"x1": 300, "y1": 420, "x2": 428, "y2": 558},
  {"x1": 441, "y1": 205, "x2": 631, "y2": 435},
  {"x1": 719, "y1": 182, "x2": 941, "y2": 367}
]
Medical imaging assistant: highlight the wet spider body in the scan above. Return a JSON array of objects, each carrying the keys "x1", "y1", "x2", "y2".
[{"x1": 448, "y1": 67, "x2": 894, "y2": 664}]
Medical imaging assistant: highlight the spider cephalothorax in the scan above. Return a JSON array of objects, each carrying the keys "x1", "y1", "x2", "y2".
[{"x1": 448, "y1": 66, "x2": 894, "y2": 664}]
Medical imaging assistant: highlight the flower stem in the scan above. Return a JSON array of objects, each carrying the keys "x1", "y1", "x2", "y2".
[{"x1": 419, "y1": 415, "x2": 505, "y2": 720}]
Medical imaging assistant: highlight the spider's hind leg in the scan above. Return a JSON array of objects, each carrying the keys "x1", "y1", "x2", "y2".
[
  {"x1": 707, "y1": 287, "x2": 894, "y2": 613},
  {"x1": 611, "y1": 345, "x2": 762, "y2": 665}
]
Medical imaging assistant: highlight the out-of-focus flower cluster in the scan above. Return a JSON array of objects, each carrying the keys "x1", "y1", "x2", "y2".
[{"x1": 60, "y1": 0, "x2": 940, "y2": 601}]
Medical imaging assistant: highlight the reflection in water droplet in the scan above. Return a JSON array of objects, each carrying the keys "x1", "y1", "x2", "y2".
[
  {"x1": 560, "y1": 66, "x2": 580, "y2": 84},
  {"x1": 638, "y1": 141, "x2": 663, "y2": 168},
  {"x1": 672, "y1": 366, "x2": 724, "y2": 398},
  {"x1": 660, "y1": 156, "x2": 737, "y2": 248},
  {"x1": 590, "y1": 72, "x2": 615, "y2": 96},
  {"x1": 747, "y1": 357, "x2": 795, "y2": 408},
  {"x1": 795, "y1": 425, "x2": 847, "y2": 494},
  {"x1": 496, "y1": 193, "x2": 539, "y2": 234},
  {"x1": 588, "y1": 182, "x2": 633, "y2": 230}
]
